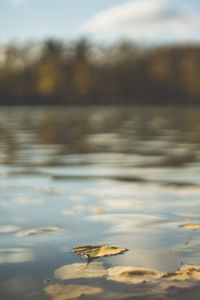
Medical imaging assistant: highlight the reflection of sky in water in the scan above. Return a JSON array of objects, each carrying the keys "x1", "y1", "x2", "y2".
[
  {"x1": 0, "y1": 248, "x2": 34, "y2": 264},
  {"x1": 1, "y1": 107, "x2": 200, "y2": 299}
]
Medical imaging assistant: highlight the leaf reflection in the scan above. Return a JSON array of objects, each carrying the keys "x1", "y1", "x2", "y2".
[
  {"x1": 16, "y1": 226, "x2": 62, "y2": 237},
  {"x1": 163, "y1": 264, "x2": 200, "y2": 281},
  {"x1": 107, "y1": 266, "x2": 163, "y2": 284},
  {"x1": 44, "y1": 284, "x2": 103, "y2": 300},
  {"x1": 54, "y1": 263, "x2": 106, "y2": 280}
]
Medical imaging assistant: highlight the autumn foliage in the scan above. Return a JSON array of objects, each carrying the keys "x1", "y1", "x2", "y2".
[{"x1": 0, "y1": 39, "x2": 200, "y2": 105}]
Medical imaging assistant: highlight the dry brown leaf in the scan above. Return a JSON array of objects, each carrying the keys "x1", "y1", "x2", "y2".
[
  {"x1": 44, "y1": 284, "x2": 103, "y2": 300},
  {"x1": 97, "y1": 245, "x2": 127, "y2": 257},
  {"x1": 16, "y1": 226, "x2": 62, "y2": 237},
  {"x1": 107, "y1": 266, "x2": 163, "y2": 284},
  {"x1": 73, "y1": 245, "x2": 128, "y2": 262},
  {"x1": 54, "y1": 263, "x2": 107, "y2": 280}
]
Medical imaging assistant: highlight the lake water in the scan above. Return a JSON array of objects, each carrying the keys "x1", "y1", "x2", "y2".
[{"x1": 1, "y1": 106, "x2": 200, "y2": 299}]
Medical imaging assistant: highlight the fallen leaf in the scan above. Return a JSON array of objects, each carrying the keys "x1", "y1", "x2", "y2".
[
  {"x1": 44, "y1": 284, "x2": 103, "y2": 300},
  {"x1": 16, "y1": 226, "x2": 62, "y2": 237},
  {"x1": 107, "y1": 266, "x2": 163, "y2": 284},
  {"x1": 73, "y1": 245, "x2": 128, "y2": 262},
  {"x1": 179, "y1": 222, "x2": 200, "y2": 245},
  {"x1": 179, "y1": 223, "x2": 200, "y2": 230},
  {"x1": 54, "y1": 263, "x2": 107, "y2": 280},
  {"x1": 163, "y1": 264, "x2": 200, "y2": 281},
  {"x1": 92, "y1": 207, "x2": 105, "y2": 214}
]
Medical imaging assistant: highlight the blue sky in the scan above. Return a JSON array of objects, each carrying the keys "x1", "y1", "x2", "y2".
[{"x1": 1, "y1": 0, "x2": 200, "y2": 44}]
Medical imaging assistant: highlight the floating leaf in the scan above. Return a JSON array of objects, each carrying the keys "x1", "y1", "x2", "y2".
[
  {"x1": 93, "y1": 207, "x2": 105, "y2": 214},
  {"x1": 107, "y1": 266, "x2": 163, "y2": 284},
  {"x1": 16, "y1": 226, "x2": 62, "y2": 237},
  {"x1": 73, "y1": 245, "x2": 128, "y2": 263},
  {"x1": 54, "y1": 263, "x2": 107, "y2": 280},
  {"x1": 179, "y1": 221, "x2": 200, "y2": 245},
  {"x1": 179, "y1": 223, "x2": 200, "y2": 230},
  {"x1": 163, "y1": 264, "x2": 200, "y2": 281},
  {"x1": 44, "y1": 284, "x2": 103, "y2": 300}
]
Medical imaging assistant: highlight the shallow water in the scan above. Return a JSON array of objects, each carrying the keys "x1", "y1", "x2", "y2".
[{"x1": 1, "y1": 106, "x2": 200, "y2": 299}]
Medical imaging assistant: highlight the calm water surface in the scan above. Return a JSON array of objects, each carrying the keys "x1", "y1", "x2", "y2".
[{"x1": 1, "y1": 106, "x2": 200, "y2": 299}]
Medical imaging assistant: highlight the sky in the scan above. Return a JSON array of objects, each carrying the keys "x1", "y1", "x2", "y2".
[{"x1": 1, "y1": 0, "x2": 200, "y2": 44}]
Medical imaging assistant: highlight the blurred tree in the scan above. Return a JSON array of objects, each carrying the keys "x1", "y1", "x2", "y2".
[
  {"x1": 0, "y1": 39, "x2": 200, "y2": 105},
  {"x1": 71, "y1": 39, "x2": 93, "y2": 100},
  {"x1": 35, "y1": 40, "x2": 65, "y2": 100},
  {"x1": 180, "y1": 52, "x2": 200, "y2": 98}
]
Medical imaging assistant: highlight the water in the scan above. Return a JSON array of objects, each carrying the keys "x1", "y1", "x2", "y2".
[{"x1": 1, "y1": 106, "x2": 200, "y2": 299}]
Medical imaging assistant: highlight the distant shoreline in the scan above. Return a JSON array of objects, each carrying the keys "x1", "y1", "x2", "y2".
[
  {"x1": 1, "y1": 102, "x2": 200, "y2": 107},
  {"x1": 1, "y1": 40, "x2": 200, "y2": 107}
]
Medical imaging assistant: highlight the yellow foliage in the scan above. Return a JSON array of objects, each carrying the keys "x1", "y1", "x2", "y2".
[
  {"x1": 181, "y1": 55, "x2": 200, "y2": 96},
  {"x1": 37, "y1": 63, "x2": 60, "y2": 96},
  {"x1": 150, "y1": 55, "x2": 171, "y2": 80},
  {"x1": 73, "y1": 64, "x2": 91, "y2": 97}
]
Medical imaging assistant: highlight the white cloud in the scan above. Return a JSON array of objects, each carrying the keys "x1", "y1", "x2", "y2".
[
  {"x1": 9, "y1": 0, "x2": 28, "y2": 6},
  {"x1": 81, "y1": 0, "x2": 200, "y2": 43}
]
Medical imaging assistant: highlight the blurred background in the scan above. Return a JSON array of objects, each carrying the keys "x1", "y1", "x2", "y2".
[
  {"x1": 1, "y1": 1, "x2": 200, "y2": 299},
  {"x1": 0, "y1": 0, "x2": 200, "y2": 106}
]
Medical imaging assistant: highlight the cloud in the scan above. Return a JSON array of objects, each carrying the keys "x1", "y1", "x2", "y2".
[
  {"x1": 81, "y1": 0, "x2": 200, "y2": 43},
  {"x1": 9, "y1": 0, "x2": 28, "y2": 6}
]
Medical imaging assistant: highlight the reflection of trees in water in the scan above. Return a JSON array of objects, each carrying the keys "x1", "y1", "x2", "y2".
[
  {"x1": 37, "y1": 108, "x2": 200, "y2": 161},
  {"x1": 37, "y1": 110, "x2": 92, "y2": 153},
  {"x1": 0, "y1": 123, "x2": 18, "y2": 164},
  {"x1": 1, "y1": 107, "x2": 200, "y2": 166}
]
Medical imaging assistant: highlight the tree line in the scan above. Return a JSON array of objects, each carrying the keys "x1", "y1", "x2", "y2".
[{"x1": 0, "y1": 39, "x2": 200, "y2": 105}]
